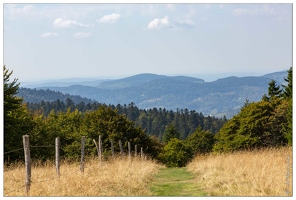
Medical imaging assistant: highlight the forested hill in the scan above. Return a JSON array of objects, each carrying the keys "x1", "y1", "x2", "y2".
[
  {"x1": 20, "y1": 71, "x2": 287, "y2": 118},
  {"x1": 18, "y1": 87, "x2": 96, "y2": 104}
]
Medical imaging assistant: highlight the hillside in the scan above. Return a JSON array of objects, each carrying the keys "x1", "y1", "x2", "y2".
[
  {"x1": 18, "y1": 88, "x2": 96, "y2": 104},
  {"x1": 19, "y1": 71, "x2": 288, "y2": 118}
]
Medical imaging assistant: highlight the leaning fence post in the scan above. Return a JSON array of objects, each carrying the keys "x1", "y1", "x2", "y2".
[
  {"x1": 119, "y1": 140, "x2": 123, "y2": 156},
  {"x1": 55, "y1": 137, "x2": 60, "y2": 177},
  {"x1": 80, "y1": 136, "x2": 85, "y2": 173},
  {"x1": 23, "y1": 135, "x2": 31, "y2": 195},
  {"x1": 93, "y1": 139, "x2": 99, "y2": 158}
]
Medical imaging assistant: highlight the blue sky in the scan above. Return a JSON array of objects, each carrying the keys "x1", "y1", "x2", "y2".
[{"x1": 3, "y1": 2, "x2": 293, "y2": 82}]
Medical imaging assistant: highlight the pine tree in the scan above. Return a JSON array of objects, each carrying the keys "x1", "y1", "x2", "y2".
[
  {"x1": 4, "y1": 66, "x2": 34, "y2": 161},
  {"x1": 282, "y1": 67, "x2": 292, "y2": 145},
  {"x1": 162, "y1": 123, "x2": 180, "y2": 144},
  {"x1": 268, "y1": 79, "x2": 282, "y2": 99},
  {"x1": 282, "y1": 67, "x2": 292, "y2": 99}
]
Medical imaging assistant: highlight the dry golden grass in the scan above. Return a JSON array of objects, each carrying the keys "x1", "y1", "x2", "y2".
[
  {"x1": 186, "y1": 146, "x2": 292, "y2": 196},
  {"x1": 4, "y1": 156, "x2": 163, "y2": 196}
]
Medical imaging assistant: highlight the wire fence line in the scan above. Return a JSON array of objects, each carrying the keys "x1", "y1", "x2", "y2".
[
  {"x1": 4, "y1": 145, "x2": 55, "y2": 155},
  {"x1": 4, "y1": 135, "x2": 147, "y2": 196},
  {"x1": 4, "y1": 148, "x2": 24, "y2": 155}
]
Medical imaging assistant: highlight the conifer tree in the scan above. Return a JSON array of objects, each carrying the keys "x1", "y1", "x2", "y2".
[
  {"x1": 268, "y1": 79, "x2": 282, "y2": 99},
  {"x1": 282, "y1": 67, "x2": 292, "y2": 99},
  {"x1": 162, "y1": 123, "x2": 180, "y2": 144}
]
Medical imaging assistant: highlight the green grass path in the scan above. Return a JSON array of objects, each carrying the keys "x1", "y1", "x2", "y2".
[{"x1": 149, "y1": 167, "x2": 207, "y2": 196}]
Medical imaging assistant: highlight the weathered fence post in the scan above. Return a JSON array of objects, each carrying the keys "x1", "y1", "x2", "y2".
[
  {"x1": 119, "y1": 140, "x2": 123, "y2": 156},
  {"x1": 128, "y1": 142, "x2": 131, "y2": 157},
  {"x1": 93, "y1": 139, "x2": 99, "y2": 157},
  {"x1": 111, "y1": 140, "x2": 114, "y2": 158},
  {"x1": 141, "y1": 147, "x2": 144, "y2": 160},
  {"x1": 80, "y1": 136, "x2": 85, "y2": 173},
  {"x1": 23, "y1": 135, "x2": 31, "y2": 195},
  {"x1": 135, "y1": 145, "x2": 137, "y2": 157},
  {"x1": 55, "y1": 137, "x2": 60, "y2": 177}
]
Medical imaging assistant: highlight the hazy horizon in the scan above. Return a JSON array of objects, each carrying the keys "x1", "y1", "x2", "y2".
[{"x1": 19, "y1": 69, "x2": 287, "y2": 84}]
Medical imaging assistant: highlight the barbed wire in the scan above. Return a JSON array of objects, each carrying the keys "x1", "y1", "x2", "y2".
[
  {"x1": 31, "y1": 145, "x2": 55, "y2": 148},
  {"x1": 4, "y1": 148, "x2": 24, "y2": 154},
  {"x1": 4, "y1": 145, "x2": 55, "y2": 155}
]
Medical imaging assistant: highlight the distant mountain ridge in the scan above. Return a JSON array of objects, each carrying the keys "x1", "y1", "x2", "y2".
[{"x1": 18, "y1": 70, "x2": 288, "y2": 118}]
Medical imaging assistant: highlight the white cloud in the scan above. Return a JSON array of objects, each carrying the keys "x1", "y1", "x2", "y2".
[
  {"x1": 41, "y1": 32, "x2": 58, "y2": 38},
  {"x1": 73, "y1": 32, "x2": 92, "y2": 38},
  {"x1": 4, "y1": 4, "x2": 35, "y2": 19},
  {"x1": 53, "y1": 18, "x2": 91, "y2": 28},
  {"x1": 6, "y1": 4, "x2": 34, "y2": 15},
  {"x1": 174, "y1": 19, "x2": 194, "y2": 30},
  {"x1": 98, "y1": 13, "x2": 120, "y2": 23},
  {"x1": 147, "y1": 15, "x2": 169, "y2": 30}
]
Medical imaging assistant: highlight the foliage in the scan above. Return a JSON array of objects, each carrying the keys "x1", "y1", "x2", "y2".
[
  {"x1": 25, "y1": 99, "x2": 227, "y2": 140},
  {"x1": 158, "y1": 138, "x2": 192, "y2": 167},
  {"x1": 162, "y1": 123, "x2": 180, "y2": 144},
  {"x1": 213, "y1": 98, "x2": 289, "y2": 152},
  {"x1": 283, "y1": 99, "x2": 292, "y2": 145},
  {"x1": 3, "y1": 66, "x2": 35, "y2": 161},
  {"x1": 185, "y1": 126, "x2": 214, "y2": 156},
  {"x1": 281, "y1": 67, "x2": 292, "y2": 145},
  {"x1": 282, "y1": 67, "x2": 292, "y2": 99}
]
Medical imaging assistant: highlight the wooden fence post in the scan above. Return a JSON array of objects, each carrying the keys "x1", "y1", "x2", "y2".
[
  {"x1": 93, "y1": 139, "x2": 99, "y2": 157},
  {"x1": 80, "y1": 136, "x2": 85, "y2": 173},
  {"x1": 128, "y1": 142, "x2": 131, "y2": 157},
  {"x1": 135, "y1": 145, "x2": 137, "y2": 157},
  {"x1": 23, "y1": 135, "x2": 31, "y2": 195},
  {"x1": 119, "y1": 140, "x2": 123, "y2": 156},
  {"x1": 111, "y1": 140, "x2": 114, "y2": 158},
  {"x1": 141, "y1": 147, "x2": 143, "y2": 160},
  {"x1": 55, "y1": 137, "x2": 60, "y2": 177}
]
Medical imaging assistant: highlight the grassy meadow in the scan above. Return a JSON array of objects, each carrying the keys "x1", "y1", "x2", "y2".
[
  {"x1": 187, "y1": 146, "x2": 293, "y2": 196},
  {"x1": 4, "y1": 146, "x2": 293, "y2": 197},
  {"x1": 4, "y1": 156, "x2": 163, "y2": 196}
]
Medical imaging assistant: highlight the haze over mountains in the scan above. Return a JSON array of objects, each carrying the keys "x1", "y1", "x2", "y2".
[{"x1": 19, "y1": 70, "x2": 288, "y2": 119}]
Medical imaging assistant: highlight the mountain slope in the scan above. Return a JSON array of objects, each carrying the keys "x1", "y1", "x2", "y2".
[{"x1": 20, "y1": 71, "x2": 288, "y2": 118}]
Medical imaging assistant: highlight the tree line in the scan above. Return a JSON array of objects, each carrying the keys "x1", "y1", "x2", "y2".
[{"x1": 24, "y1": 98, "x2": 227, "y2": 141}]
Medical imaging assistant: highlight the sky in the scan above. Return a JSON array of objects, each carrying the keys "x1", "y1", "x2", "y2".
[{"x1": 2, "y1": 1, "x2": 293, "y2": 82}]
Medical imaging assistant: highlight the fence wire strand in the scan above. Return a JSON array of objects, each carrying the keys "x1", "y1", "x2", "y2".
[
  {"x1": 4, "y1": 148, "x2": 24, "y2": 154},
  {"x1": 4, "y1": 145, "x2": 55, "y2": 155}
]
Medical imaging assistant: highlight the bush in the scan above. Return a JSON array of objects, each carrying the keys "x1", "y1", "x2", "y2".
[{"x1": 158, "y1": 138, "x2": 192, "y2": 167}]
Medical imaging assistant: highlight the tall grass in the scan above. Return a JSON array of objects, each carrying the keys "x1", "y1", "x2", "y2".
[
  {"x1": 186, "y1": 146, "x2": 292, "y2": 196},
  {"x1": 4, "y1": 156, "x2": 163, "y2": 196}
]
